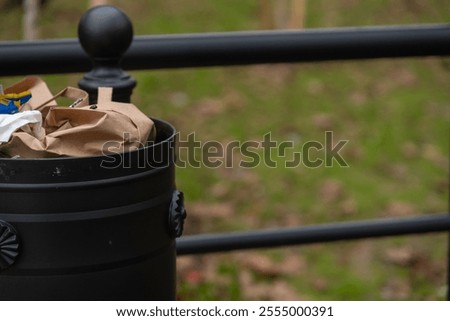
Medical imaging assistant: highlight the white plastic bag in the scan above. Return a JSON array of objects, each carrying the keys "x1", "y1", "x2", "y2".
[{"x1": 0, "y1": 110, "x2": 43, "y2": 143}]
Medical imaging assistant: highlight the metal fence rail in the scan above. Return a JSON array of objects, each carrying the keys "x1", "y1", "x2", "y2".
[
  {"x1": 177, "y1": 214, "x2": 450, "y2": 255},
  {"x1": 0, "y1": 24, "x2": 449, "y2": 76}
]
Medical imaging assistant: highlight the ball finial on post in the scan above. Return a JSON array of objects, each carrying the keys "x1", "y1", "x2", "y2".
[{"x1": 78, "y1": 5, "x2": 136, "y2": 103}]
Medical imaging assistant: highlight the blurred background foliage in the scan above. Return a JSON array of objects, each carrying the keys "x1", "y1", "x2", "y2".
[{"x1": 0, "y1": 0, "x2": 449, "y2": 300}]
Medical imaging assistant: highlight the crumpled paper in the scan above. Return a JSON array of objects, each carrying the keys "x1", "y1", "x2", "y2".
[{"x1": 0, "y1": 77, "x2": 155, "y2": 158}]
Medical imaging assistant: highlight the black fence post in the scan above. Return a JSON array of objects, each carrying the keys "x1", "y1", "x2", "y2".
[{"x1": 77, "y1": 5, "x2": 136, "y2": 104}]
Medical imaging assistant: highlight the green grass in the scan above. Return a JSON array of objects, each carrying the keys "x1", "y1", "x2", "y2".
[{"x1": 0, "y1": 0, "x2": 449, "y2": 300}]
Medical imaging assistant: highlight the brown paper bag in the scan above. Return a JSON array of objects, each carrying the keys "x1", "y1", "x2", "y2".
[
  {"x1": 4, "y1": 76, "x2": 56, "y2": 109},
  {"x1": 1, "y1": 77, "x2": 155, "y2": 158}
]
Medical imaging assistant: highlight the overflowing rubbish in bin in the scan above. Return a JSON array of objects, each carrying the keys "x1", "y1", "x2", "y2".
[
  {"x1": 0, "y1": 76, "x2": 156, "y2": 158},
  {"x1": 0, "y1": 75, "x2": 185, "y2": 300}
]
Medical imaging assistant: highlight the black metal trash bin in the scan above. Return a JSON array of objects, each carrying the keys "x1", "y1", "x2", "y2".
[{"x1": 0, "y1": 118, "x2": 184, "y2": 300}]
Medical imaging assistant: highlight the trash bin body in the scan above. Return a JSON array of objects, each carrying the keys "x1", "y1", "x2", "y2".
[{"x1": 0, "y1": 119, "x2": 177, "y2": 300}]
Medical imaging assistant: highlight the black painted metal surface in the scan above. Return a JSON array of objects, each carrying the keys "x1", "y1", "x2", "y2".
[
  {"x1": 78, "y1": 5, "x2": 136, "y2": 103},
  {"x1": 0, "y1": 24, "x2": 449, "y2": 76},
  {"x1": 0, "y1": 119, "x2": 178, "y2": 300},
  {"x1": 177, "y1": 214, "x2": 450, "y2": 255}
]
